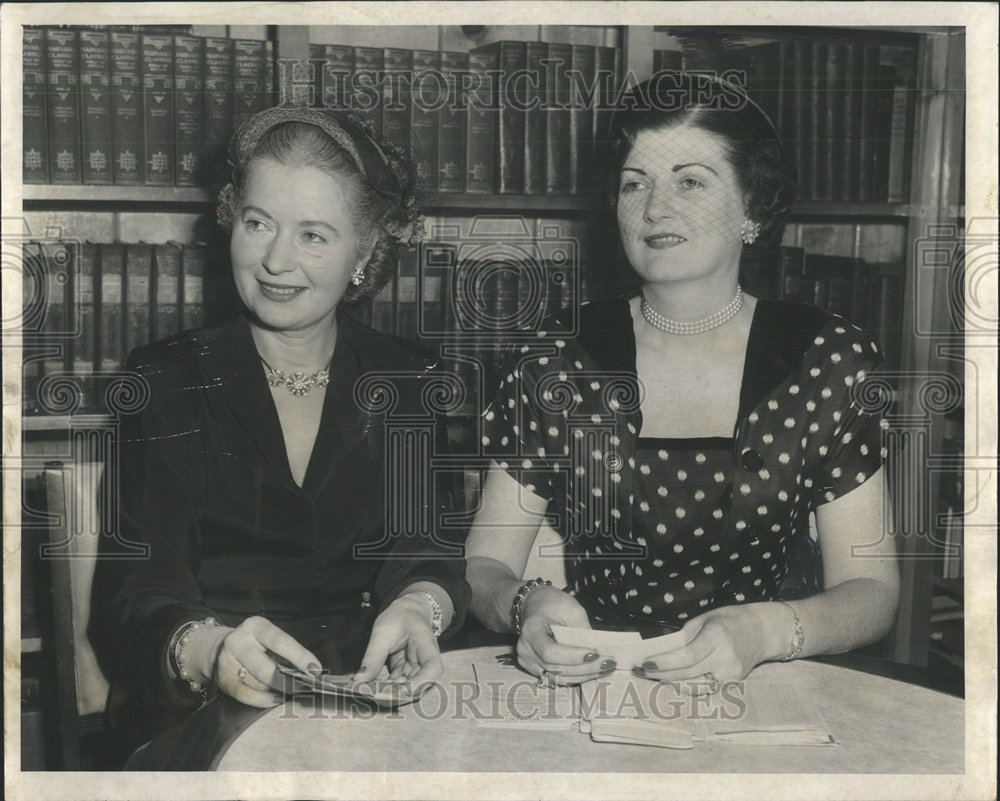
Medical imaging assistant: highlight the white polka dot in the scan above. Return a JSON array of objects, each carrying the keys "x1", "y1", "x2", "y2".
[
  {"x1": 814, "y1": 336, "x2": 825, "y2": 345},
  {"x1": 499, "y1": 460, "x2": 509, "y2": 469},
  {"x1": 663, "y1": 592, "x2": 674, "y2": 603},
  {"x1": 611, "y1": 473, "x2": 621, "y2": 483},
  {"x1": 831, "y1": 467, "x2": 842, "y2": 478},
  {"x1": 520, "y1": 345, "x2": 530, "y2": 353},
  {"x1": 835, "y1": 326, "x2": 845, "y2": 334},
  {"x1": 806, "y1": 400, "x2": 816, "y2": 412},
  {"x1": 653, "y1": 559, "x2": 663, "y2": 567},
  {"x1": 501, "y1": 436, "x2": 509, "y2": 446},
  {"x1": 590, "y1": 381, "x2": 600, "y2": 391},
  {"x1": 704, "y1": 566, "x2": 714, "y2": 575},
  {"x1": 778, "y1": 490, "x2": 788, "y2": 501},
  {"x1": 763, "y1": 434, "x2": 774, "y2": 444},
  {"x1": 810, "y1": 367, "x2": 821, "y2": 377},
  {"x1": 555, "y1": 339, "x2": 565, "y2": 348},
  {"x1": 642, "y1": 605, "x2": 652, "y2": 614},
  {"x1": 591, "y1": 414, "x2": 601, "y2": 424},
  {"x1": 749, "y1": 412, "x2": 759, "y2": 423},
  {"x1": 818, "y1": 445, "x2": 828, "y2": 456},
  {"x1": 529, "y1": 421, "x2": 538, "y2": 431},
  {"x1": 763, "y1": 551, "x2": 772, "y2": 559},
  {"x1": 821, "y1": 388, "x2": 832, "y2": 399},
  {"x1": 693, "y1": 528, "x2": 704, "y2": 537},
  {"x1": 591, "y1": 449, "x2": 602, "y2": 461},
  {"x1": 573, "y1": 429, "x2": 583, "y2": 439},
  {"x1": 700, "y1": 598, "x2": 710, "y2": 606},
  {"x1": 508, "y1": 398, "x2": 516, "y2": 409},
  {"x1": 712, "y1": 509, "x2": 723, "y2": 519},
  {"x1": 548, "y1": 426, "x2": 559, "y2": 437},
  {"x1": 757, "y1": 505, "x2": 768, "y2": 515},
  {"x1": 657, "y1": 486, "x2": 668, "y2": 497},
  {"x1": 853, "y1": 342, "x2": 863, "y2": 354},
  {"x1": 522, "y1": 459, "x2": 533, "y2": 469},
  {"x1": 768, "y1": 400, "x2": 779, "y2": 411},
  {"x1": 856, "y1": 472, "x2": 867, "y2": 483},
  {"x1": 539, "y1": 357, "x2": 549, "y2": 365},
  {"x1": 739, "y1": 483, "x2": 751, "y2": 495},
  {"x1": 809, "y1": 422, "x2": 819, "y2": 433},
  {"x1": 634, "y1": 565, "x2": 641, "y2": 575},
  {"x1": 735, "y1": 520, "x2": 746, "y2": 530},
  {"x1": 677, "y1": 469, "x2": 687, "y2": 481},
  {"x1": 789, "y1": 384, "x2": 800, "y2": 395},
  {"x1": 592, "y1": 487, "x2": 603, "y2": 497},
  {"x1": 714, "y1": 472, "x2": 725, "y2": 483},
  {"x1": 537, "y1": 447, "x2": 546, "y2": 457},
  {"x1": 825, "y1": 491, "x2": 836, "y2": 502},
  {"x1": 675, "y1": 508, "x2": 686, "y2": 519},
  {"x1": 860, "y1": 444, "x2": 869, "y2": 455},
  {"x1": 639, "y1": 464, "x2": 651, "y2": 475},
  {"x1": 694, "y1": 490, "x2": 705, "y2": 501},
  {"x1": 779, "y1": 452, "x2": 790, "y2": 464},
  {"x1": 482, "y1": 435, "x2": 491, "y2": 446},
  {"x1": 710, "y1": 544, "x2": 721, "y2": 552},
  {"x1": 844, "y1": 375, "x2": 854, "y2": 386},
  {"x1": 574, "y1": 360, "x2": 583, "y2": 369},
  {"x1": 742, "y1": 565, "x2": 752, "y2": 574},
  {"x1": 639, "y1": 501, "x2": 650, "y2": 512},
  {"x1": 803, "y1": 478, "x2": 814, "y2": 488},
  {"x1": 656, "y1": 523, "x2": 667, "y2": 534},
  {"x1": 673, "y1": 543, "x2": 684, "y2": 553},
  {"x1": 760, "y1": 468, "x2": 771, "y2": 481},
  {"x1": 627, "y1": 423, "x2": 637, "y2": 435},
  {"x1": 784, "y1": 417, "x2": 796, "y2": 428},
  {"x1": 831, "y1": 353, "x2": 841, "y2": 363},
  {"x1": 695, "y1": 453, "x2": 706, "y2": 464},
  {"x1": 683, "y1": 581, "x2": 695, "y2": 590},
  {"x1": 734, "y1": 593, "x2": 745, "y2": 602}
]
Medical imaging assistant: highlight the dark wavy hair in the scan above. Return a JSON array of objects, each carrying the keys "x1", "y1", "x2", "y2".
[
  {"x1": 217, "y1": 108, "x2": 422, "y2": 304},
  {"x1": 602, "y1": 73, "x2": 797, "y2": 268}
]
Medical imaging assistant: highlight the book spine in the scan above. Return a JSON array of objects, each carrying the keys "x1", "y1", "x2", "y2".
[
  {"x1": 421, "y1": 257, "x2": 444, "y2": 349},
  {"x1": 351, "y1": 46, "x2": 384, "y2": 139},
  {"x1": 880, "y1": 45, "x2": 917, "y2": 203},
  {"x1": 545, "y1": 43, "x2": 572, "y2": 195},
  {"x1": 45, "y1": 28, "x2": 82, "y2": 184},
  {"x1": 153, "y1": 242, "x2": 182, "y2": 339},
  {"x1": 233, "y1": 39, "x2": 271, "y2": 132},
  {"x1": 524, "y1": 42, "x2": 548, "y2": 195},
  {"x1": 98, "y1": 242, "x2": 125, "y2": 370},
  {"x1": 141, "y1": 34, "x2": 174, "y2": 186},
  {"x1": 76, "y1": 243, "x2": 98, "y2": 408},
  {"x1": 466, "y1": 50, "x2": 498, "y2": 194},
  {"x1": 203, "y1": 38, "x2": 234, "y2": 169},
  {"x1": 41, "y1": 241, "x2": 74, "y2": 377},
  {"x1": 23, "y1": 27, "x2": 49, "y2": 183},
  {"x1": 822, "y1": 42, "x2": 847, "y2": 201},
  {"x1": 173, "y1": 35, "x2": 205, "y2": 187},
  {"x1": 438, "y1": 51, "x2": 469, "y2": 193},
  {"x1": 593, "y1": 46, "x2": 619, "y2": 175},
  {"x1": 856, "y1": 46, "x2": 880, "y2": 202},
  {"x1": 568, "y1": 45, "x2": 595, "y2": 196},
  {"x1": 874, "y1": 261, "x2": 904, "y2": 370},
  {"x1": 775, "y1": 40, "x2": 795, "y2": 172},
  {"x1": 411, "y1": 50, "x2": 441, "y2": 192},
  {"x1": 396, "y1": 245, "x2": 419, "y2": 340},
  {"x1": 22, "y1": 243, "x2": 43, "y2": 412},
  {"x1": 110, "y1": 32, "x2": 142, "y2": 185},
  {"x1": 370, "y1": 279, "x2": 396, "y2": 335},
  {"x1": 809, "y1": 42, "x2": 827, "y2": 201},
  {"x1": 496, "y1": 42, "x2": 527, "y2": 194},
  {"x1": 871, "y1": 63, "x2": 897, "y2": 202},
  {"x1": 79, "y1": 29, "x2": 113, "y2": 185},
  {"x1": 776, "y1": 246, "x2": 805, "y2": 301},
  {"x1": 315, "y1": 44, "x2": 353, "y2": 111},
  {"x1": 791, "y1": 40, "x2": 812, "y2": 201},
  {"x1": 382, "y1": 48, "x2": 412, "y2": 154},
  {"x1": 124, "y1": 243, "x2": 153, "y2": 357},
  {"x1": 180, "y1": 242, "x2": 205, "y2": 330}
]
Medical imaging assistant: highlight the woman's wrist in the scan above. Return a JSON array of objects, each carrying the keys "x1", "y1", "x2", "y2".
[
  {"x1": 168, "y1": 621, "x2": 232, "y2": 688},
  {"x1": 399, "y1": 582, "x2": 454, "y2": 635},
  {"x1": 751, "y1": 601, "x2": 804, "y2": 663}
]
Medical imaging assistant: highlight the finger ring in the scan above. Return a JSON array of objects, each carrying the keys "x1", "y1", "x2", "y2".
[
  {"x1": 237, "y1": 666, "x2": 250, "y2": 682},
  {"x1": 537, "y1": 669, "x2": 549, "y2": 687},
  {"x1": 704, "y1": 672, "x2": 720, "y2": 694}
]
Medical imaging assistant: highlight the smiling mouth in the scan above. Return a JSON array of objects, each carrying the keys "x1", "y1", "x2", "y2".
[
  {"x1": 258, "y1": 280, "x2": 306, "y2": 301},
  {"x1": 644, "y1": 234, "x2": 687, "y2": 248}
]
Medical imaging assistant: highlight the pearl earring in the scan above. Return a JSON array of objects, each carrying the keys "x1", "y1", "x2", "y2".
[
  {"x1": 741, "y1": 219, "x2": 761, "y2": 245},
  {"x1": 350, "y1": 265, "x2": 365, "y2": 286}
]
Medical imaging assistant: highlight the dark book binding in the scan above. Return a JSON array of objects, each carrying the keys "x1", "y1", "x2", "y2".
[
  {"x1": 203, "y1": 38, "x2": 234, "y2": 170},
  {"x1": 233, "y1": 39, "x2": 272, "y2": 132},
  {"x1": 97, "y1": 242, "x2": 125, "y2": 370},
  {"x1": 312, "y1": 44, "x2": 353, "y2": 111},
  {"x1": 351, "y1": 46, "x2": 384, "y2": 139},
  {"x1": 438, "y1": 51, "x2": 469, "y2": 193},
  {"x1": 45, "y1": 28, "x2": 83, "y2": 184},
  {"x1": 124, "y1": 242, "x2": 153, "y2": 357},
  {"x1": 180, "y1": 242, "x2": 206, "y2": 331},
  {"x1": 857, "y1": 45, "x2": 882, "y2": 202},
  {"x1": 545, "y1": 43, "x2": 572, "y2": 195},
  {"x1": 790, "y1": 40, "x2": 812, "y2": 201},
  {"x1": 809, "y1": 42, "x2": 827, "y2": 201},
  {"x1": 822, "y1": 42, "x2": 847, "y2": 201},
  {"x1": 593, "y1": 46, "x2": 619, "y2": 172},
  {"x1": 524, "y1": 42, "x2": 548, "y2": 195},
  {"x1": 568, "y1": 45, "x2": 595, "y2": 196},
  {"x1": 880, "y1": 43, "x2": 917, "y2": 202},
  {"x1": 23, "y1": 27, "x2": 49, "y2": 183},
  {"x1": 410, "y1": 50, "x2": 441, "y2": 192},
  {"x1": 141, "y1": 34, "x2": 174, "y2": 186},
  {"x1": 466, "y1": 50, "x2": 498, "y2": 194},
  {"x1": 382, "y1": 48, "x2": 413, "y2": 155},
  {"x1": 173, "y1": 35, "x2": 205, "y2": 187},
  {"x1": 803, "y1": 253, "x2": 868, "y2": 324},
  {"x1": 775, "y1": 246, "x2": 806, "y2": 302},
  {"x1": 153, "y1": 242, "x2": 182, "y2": 339},
  {"x1": 110, "y1": 31, "x2": 142, "y2": 185},
  {"x1": 40, "y1": 241, "x2": 75, "y2": 376},
  {"x1": 79, "y1": 29, "x2": 113, "y2": 185},
  {"x1": 471, "y1": 41, "x2": 527, "y2": 194},
  {"x1": 76, "y1": 242, "x2": 99, "y2": 407}
]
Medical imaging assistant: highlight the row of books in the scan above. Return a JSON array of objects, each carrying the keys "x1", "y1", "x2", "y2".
[
  {"x1": 654, "y1": 40, "x2": 917, "y2": 203},
  {"x1": 21, "y1": 239, "x2": 217, "y2": 412},
  {"x1": 299, "y1": 40, "x2": 621, "y2": 195},
  {"x1": 23, "y1": 26, "x2": 273, "y2": 186},
  {"x1": 750, "y1": 245, "x2": 905, "y2": 370}
]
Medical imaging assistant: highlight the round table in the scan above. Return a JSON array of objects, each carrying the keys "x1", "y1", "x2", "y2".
[{"x1": 216, "y1": 646, "x2": 964, "y2": 773}]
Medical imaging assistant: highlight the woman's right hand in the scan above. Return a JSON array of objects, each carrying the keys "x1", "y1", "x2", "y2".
[
  {"x1": 516, "y1": 587, "x2": 616, "y2": 685},
  {"x1": 182, "y1": 616, "x2": 323, "y2": 708}
]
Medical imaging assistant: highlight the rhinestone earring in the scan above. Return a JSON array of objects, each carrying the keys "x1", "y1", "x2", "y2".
[
  {"x1": 350, "y1": 264, "x2": 365, "y2": 286},
  {"x1": 741, "y1": 219, "x2": 761, "y2": 245}
]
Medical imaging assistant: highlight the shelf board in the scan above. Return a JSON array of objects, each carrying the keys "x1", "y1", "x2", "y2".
[
  {"x1": 22, "y1": 637, "x2": 44, "y2": 654},
  {"x1": 23, "y1": 185, "x2": 913, "y2": 218},
  {"x1": 22, "y1": 414, "x2": 112, "y2": 432}
]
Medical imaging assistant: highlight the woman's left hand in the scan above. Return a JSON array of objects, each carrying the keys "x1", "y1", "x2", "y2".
[
  {"x1": 636, "y1": 603, "x2": 778, "y2": 694},
  {"x1": 351, "y1": 592, "x2": 442, "y2": 695}
]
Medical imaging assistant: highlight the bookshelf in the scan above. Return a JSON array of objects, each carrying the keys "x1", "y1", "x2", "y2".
[{"x1": 19, "y1": 24, "x2": 966, "y2": 766}]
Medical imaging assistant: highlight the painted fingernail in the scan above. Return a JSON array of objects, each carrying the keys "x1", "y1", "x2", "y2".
[
  {"x1": 632, "y1": 666, "x2": 646, "y2": 677},
  {"x1": 642, "y1": 661, "x2": 658, "y2": 671},
  {"x1": 600, "y1": 665, "x2": 616, "y2": 676},
  {"x1": 600, "y1": 659, "x2": 617, "y2": 672},
  {"x1": 307, "y1": 662, "x2": 322, "y2": 676},
  {"x1": 583, "y1": 651, "x2": 599, "y2": 663}
]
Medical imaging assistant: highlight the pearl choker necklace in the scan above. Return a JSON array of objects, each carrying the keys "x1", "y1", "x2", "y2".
[
  {"x1": 259, "y1": 355, "x2": 332, "y2": 396},
  {"x1": 640, "y1": 288, "x2": 744, "y2": 336}
]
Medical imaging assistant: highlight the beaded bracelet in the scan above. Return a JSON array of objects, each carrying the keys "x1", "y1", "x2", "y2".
[
  {"x1": 511, "y1": 577, "x2": 553, "y2": 634},
  {"x1": 777, "y1": 601, "x2": 804, "y2": 661},
  {"x1": 168, "y1": 617, "x2": 223, "y2": 696},
  {"x1": 412, "y1": 590, "x2": 444, "y2": 638}
]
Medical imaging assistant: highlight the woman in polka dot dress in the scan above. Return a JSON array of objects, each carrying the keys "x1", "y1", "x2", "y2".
[{"x1": 465, "y1": 75, "x2": 900, "y2": 693}]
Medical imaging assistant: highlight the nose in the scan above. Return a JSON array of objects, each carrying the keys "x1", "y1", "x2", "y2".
[
  {"x1": 643, "y1": 182, "x2": 675, "y2": 224},
  {"x1": 261, "y1": 233, "x2": 297, "y2": 275}
]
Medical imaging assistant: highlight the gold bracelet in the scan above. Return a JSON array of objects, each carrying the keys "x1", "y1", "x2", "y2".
[
  {"x1": 511, "y1": 577, "x2": 553, "y2": 634},
  {"x1": 777, "y1": 601, "x2": 804, "y2": 661}
]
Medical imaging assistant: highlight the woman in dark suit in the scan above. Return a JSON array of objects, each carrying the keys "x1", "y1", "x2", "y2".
[
  {"x1": 91, "y1": 107, "x2": 469, "y2": 763},
  {"x1": 466, "y1": 74, "x2": 899, "y2": 693}
]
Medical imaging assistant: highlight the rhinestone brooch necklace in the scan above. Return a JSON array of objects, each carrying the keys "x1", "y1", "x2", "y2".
[
  {"x1": 259, "y1": 355, "x2": 332, "y2": 396},
  {"x1": 640, "y1": 287, "x2": 744, "y2": 336}
]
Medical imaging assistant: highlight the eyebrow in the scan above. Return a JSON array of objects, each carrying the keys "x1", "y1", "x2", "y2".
[
  {"x1": 620, "y1": 163, "x2": 719, "y2": 176},
  {"x1": 241, "y1": 205, "x2": 338, "y2": 233}
]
